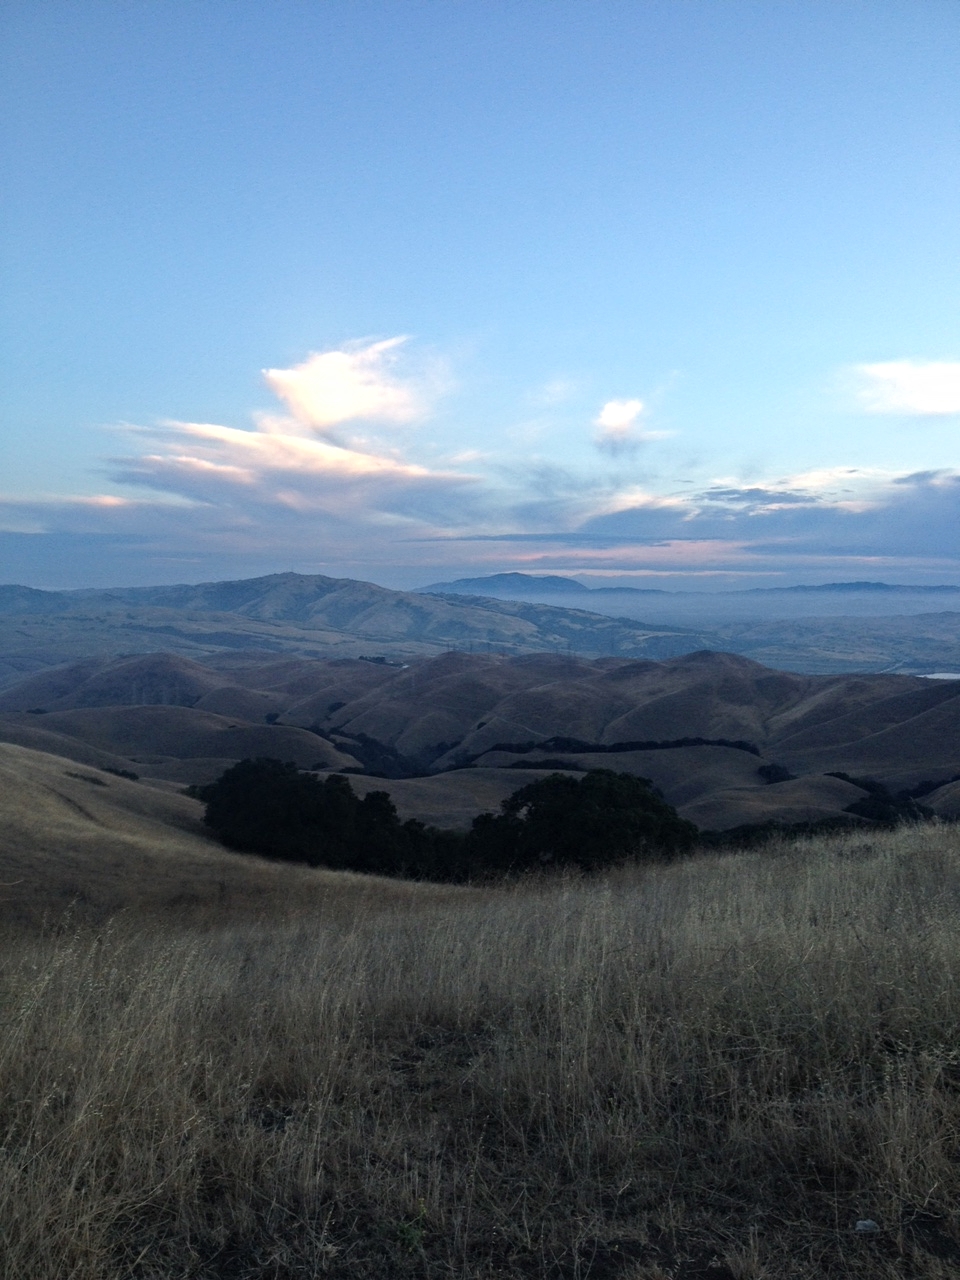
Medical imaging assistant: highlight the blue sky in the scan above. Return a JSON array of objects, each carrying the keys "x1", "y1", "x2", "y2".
[{"x1": 2, "y1": 0, "x2": 959, "y2": 590}]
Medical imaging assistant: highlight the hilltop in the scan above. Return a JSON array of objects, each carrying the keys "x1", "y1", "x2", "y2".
[
  {"x1": 0, "y1": 572, "x2": 705, "y2": 691},
  {"x1": 3, "y1": 570, "x2": 960, "y2": 680},
  {"x1": 2, "y1": 647, "x2": 958, "y2": 833}
]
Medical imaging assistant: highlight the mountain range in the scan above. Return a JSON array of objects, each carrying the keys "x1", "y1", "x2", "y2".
[
  {"x1": 2, "y1": 645, "x2": 958, "y2": 836},
  {"x1": 426, "y1": 572, "x2": 960, "y2": 599},
  {"x1": 2, "y1": 570, "x2": 960, "y2": 683},
  {"x1": 0, "y1": 573, "x2": 706, "y2": 691},
  {"x1": 0, "y1": 569, "x2": 958, "y2": 849},
  {"x1": 421, "y1": 573, "x2": 960, "y2": 668}
]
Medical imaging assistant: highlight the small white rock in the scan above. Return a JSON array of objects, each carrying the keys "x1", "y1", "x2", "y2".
[{"x1": 855, "y1": 1219, "x2": 880, "y2": 1234}]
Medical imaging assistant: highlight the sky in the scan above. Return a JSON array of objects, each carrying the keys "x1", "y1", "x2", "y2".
[{"x1": 1, "y1": 0, "x2": 959, "y2": 592}]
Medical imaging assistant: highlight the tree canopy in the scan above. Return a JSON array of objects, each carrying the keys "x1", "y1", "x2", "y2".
[
  {"x1": 196, "y1": 760, "x2": 697, "y2": 881},
  {"x1": 466, "y1": 769, "x2": 697, "y2": 873}
]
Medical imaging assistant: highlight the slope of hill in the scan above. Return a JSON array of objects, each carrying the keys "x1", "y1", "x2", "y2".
[
  {"x1": 2, "y1": 648, "x2": 958, "y2": 831},
  {"x1": 0, "y1": 741, "x2": 294, "y2": 922},
  {"x1": 0, "y1": 573, "x2": 706, "y2": 690},
  {"x1": 0, "y1": 704, "x2": 358, "y2": 783},
  {"x1": 0, "y1": 653, "x2": 228, "y2": 711},
  {"x1": 0, "y1": 743, "x2": 458, "y2": 925}
]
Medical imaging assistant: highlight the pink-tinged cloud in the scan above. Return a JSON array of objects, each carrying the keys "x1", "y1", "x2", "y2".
[
  {"x1": 262, "y1": 338, "x2": 426, "y2": 430},
  {"x1": 4, "y1": 466, "x2": 960, "y2": 587},
  {"x1": 167, "y1": 420, "x2": 439, "y2": 479},
  {"x1": 111, "y1": 416, "x2": 488, "y2": 537}
]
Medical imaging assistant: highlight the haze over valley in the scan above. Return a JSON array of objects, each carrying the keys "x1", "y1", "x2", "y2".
[{"x1": 1, "y1": 569, "x2": 958, "y2": 860}]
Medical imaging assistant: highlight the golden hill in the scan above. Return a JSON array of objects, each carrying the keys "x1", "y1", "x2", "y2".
[
  {"x1": 1, "y1": 648, "x2": 958, "y2": 830},
  {"x1": 0, "y1": 743, "x2": 453, "y2": 925}
]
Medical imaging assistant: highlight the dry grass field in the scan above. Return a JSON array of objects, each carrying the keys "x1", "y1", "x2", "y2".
[
  {"x1": 4, "y1": 819, "x2": 960, "y2": 1278},
  {"x1": 0, "y1": 743, "x2": 454, "y2": 926}
]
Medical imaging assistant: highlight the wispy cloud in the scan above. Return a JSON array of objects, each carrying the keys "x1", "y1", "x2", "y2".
[
  {"x1": 854, "y1": 360, "x2": 960, "y2": 415},
  {"x1": 5, "y1": 464, "x2": 960, "y2": 587},
  {"x1": 6, "y1": 345, "x2": 960, "y2": 589},
  {"x1": 422, "y1": 469, "x2": 960, "y2": 581},
  {"x1": 530, "y1": 378, "x2": 578, "y2": 407}
]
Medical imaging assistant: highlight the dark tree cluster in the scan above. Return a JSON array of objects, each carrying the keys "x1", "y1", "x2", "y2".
[
  {"x1": 193, "y1": 758, "x2": 458, "y2": 879},
  {"x1": 466, "y1": 769, "x2": 697, "y2": 873},
  {"x1": 826, "y1": 772, "x2": 935, "y2": 825},
  {"x1": 194, "y1": 759, "x2": 698, "y2": 882},
  {"x1": 452, "y1": 733, "x2": 762, "y2": 767},
  {"x1": 757, "y1": 762, "x2": 795, "y2": 784}
]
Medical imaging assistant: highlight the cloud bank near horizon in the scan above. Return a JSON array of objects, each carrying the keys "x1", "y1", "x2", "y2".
[{"x1": 3, "y1": 341, "x2": 960, "y2": 589}]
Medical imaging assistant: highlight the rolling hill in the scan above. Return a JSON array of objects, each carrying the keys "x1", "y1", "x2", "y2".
[
  {"x1": 2, "y1": 648, "x2": 958, "y2": 833},
  {"x1": 3, "y1": 571, "x2": 960, "y2": 684},
  {"x1": 0, "y1": 742, "x2": 458, "y2": 925},
  {"x1": 0, "y1": 573, "x2": 706, "y2": 691}
]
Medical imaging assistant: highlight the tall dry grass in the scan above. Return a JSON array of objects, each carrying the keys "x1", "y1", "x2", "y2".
[{"x1": 4, "y1": 824, "x2": 960, "y2": 1278}]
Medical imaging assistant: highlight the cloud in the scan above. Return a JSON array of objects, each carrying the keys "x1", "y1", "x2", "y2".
[
  {"x1": 593, "y1": 398, "x2": 665, "y2": 453},
  {"x1": 8, "y1": 343, "x2": 960, "y2": 589},
  {"x1": 531, "y1": 378, "x2": 578, "y2": 407},
  {"x1": 854, "y1": 360, "x2": 960, "y2": 415},
  {"x1": 694, "y1": 467, "x2": 893, "y2": 515},
  {"x1": 6, "y1": 464, "x2": 960, "y2": 589},
  {"x1": 573, "y1": 468, "x2": 960, "y2": 561},
  {"x1": 113, "y1": 417, "x2": 481, "y2": 532},
  {"x1": 262, "y1": 338, "x2": 427, "y2": 431}
]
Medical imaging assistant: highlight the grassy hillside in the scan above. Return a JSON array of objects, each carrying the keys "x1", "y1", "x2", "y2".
[
  {"x1": 3, "y1": 823, "x2": 960, "y2": 1277},
  {"x1": 0, "y1": 743, "x2": 454, "y2": 925},
  {"x1": 2, "y1": 648, "x2": 958, "y2": 830}
]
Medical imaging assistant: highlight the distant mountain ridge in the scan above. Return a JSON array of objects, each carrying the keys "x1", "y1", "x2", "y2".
[
  {"x1": 0, "y1": 572, "x2": 674, "y2": 618},
  {"x1": 0, "y1": 572, "x2": 706, "y2": 692},
  {"x1": 416, "y1": 574, "x2": 960, "y2": 674},
  {"x1": 3, "y1": 571, "x2": 960, "y2": 684},
  {"x1": 746, "y1": 581, "x2": 960, "y2": 595},
  {"x1": 422, "y1": 572, "x2": 669, "y2": 597},
  {"x1": 422, "y1": 573, "x2": 960, "y2": 598}
]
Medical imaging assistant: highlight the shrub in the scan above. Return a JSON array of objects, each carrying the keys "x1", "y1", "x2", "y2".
[{"x1": 757, "y1": 762, "x2": 795, "y2": 784}]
